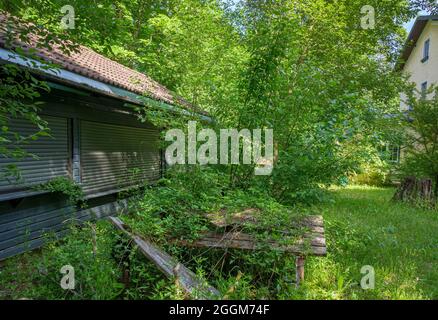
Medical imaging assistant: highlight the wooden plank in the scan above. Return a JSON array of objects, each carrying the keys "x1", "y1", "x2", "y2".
[
  {"x1": 205, "y1": 208, "x2": 260, "y2": 228},
  {"x1": 0, "y1": 202, "x2": 117, "y2": 251},
  {"x1": 0, "y1": 229, "x2": 70, "y2": 260},
  {"x1": 205, "y1": 209, "x2": 324, "y2": 232},
  {"x1": 182, "y1": 237, "x2": 326, "y2": 256},
  {"x1": 0, "y1": 194, "x2": 69, "y2": 224},
  {"x1": 0, "y1": 209, "x2": 73, "y2": 244},
  {"x1": 300, "y1": 233, "x2": 326, "y2": 248},
  {"x1": 179, "y1": 230, "x2": 327, "y2": 256},
  {"x1": 203, "y1": 209, "x2": 328, "y2": 255},
  {"x1": 301, "y1": 215, "x2": 324, "y2": 227},
  {"x1": 308, "y1": 226, "x2": 325, "y2": 234},
  {"x1": 280, "y1": 227, "x2": 324, "y2": 237},
  {"x1": 108, "y1": 216, "x2": 220, "y2": 300}
]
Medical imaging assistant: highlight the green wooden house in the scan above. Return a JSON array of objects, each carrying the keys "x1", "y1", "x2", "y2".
[{"x1": 0, "y1": 14, "x2": 208, "y2": 260}]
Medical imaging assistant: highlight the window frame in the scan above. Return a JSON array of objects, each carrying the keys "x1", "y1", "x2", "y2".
[
  {"x1": 421, "y1": 38, "x2": 430, "y2": 63},
  {"x1": 421, "y1": 81, "x2": 428, "y2": 99},
  {"x1": 388, "y1": 145, "x2": 401, "y2": 164},
  {"x1": 0, "y1": 115, "x2": 72, "y2": 202}
]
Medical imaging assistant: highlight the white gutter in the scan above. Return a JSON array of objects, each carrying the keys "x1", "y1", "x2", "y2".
[
  {"x1": 0, "y1": 47, "x2": 115, "y2": 94},
  {"x1": 0, "y1": 47, "x2": 212, "y2": 122}
]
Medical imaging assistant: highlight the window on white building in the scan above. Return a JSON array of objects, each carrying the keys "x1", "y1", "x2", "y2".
[
  {"x1": 421, "y1": 81, "x2": 428, "y2": 99},
  {"x1": 389, "y1": 145, "x2": 401, "y2": 163},
  {"x1": 422, "y1": 39, "x2": 430, "y2": 62}
]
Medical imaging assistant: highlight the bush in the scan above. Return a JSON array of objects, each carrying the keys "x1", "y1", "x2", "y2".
[
  {"x1": 349, "y1": 161, "x2": 391, "y2": 187},
  {"x1": 0, "y1": 165, "x2": 311, "y2": 300},
  {"x1": 0, "y1": 221, "x2": 123, "y2": 300},
  {"x1": 397, "y1": 85, "x2": 438, "y2": 201},
  {"x1": 119, "y1": 165, "x2": 311, "y2": 299}
]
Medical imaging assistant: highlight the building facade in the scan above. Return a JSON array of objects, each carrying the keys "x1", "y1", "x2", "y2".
[
  {"x1": 400, "y1": 15, "x2": 438, "y2": 110},
  {"x1": 0, "y1": 14, "x2": 208, "y2": 260}
]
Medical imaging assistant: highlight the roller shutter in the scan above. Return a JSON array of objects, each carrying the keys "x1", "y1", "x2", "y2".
[
  {"x1": 80, "y1": 121, "x2": 161, "y2": 195},
  {"x1": 0, "y1": 116, "x2": 70, "y2": 196}
]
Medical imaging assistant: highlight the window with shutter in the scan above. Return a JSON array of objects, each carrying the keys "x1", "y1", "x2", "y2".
[
  {"x1": 80, "y1": 121, "x2": 161, "y2": 196},
  {"x1": 0, "y1": 116, "x2": 70, "y2": 200}
]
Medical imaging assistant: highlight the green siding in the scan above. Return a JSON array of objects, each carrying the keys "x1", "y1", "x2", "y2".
[
  {"x1": 0, "y1": 193, "x2": 129, "y2": 260},
  {"x1": 0, "y1": 91, "x2": 162, "y2": 260}
]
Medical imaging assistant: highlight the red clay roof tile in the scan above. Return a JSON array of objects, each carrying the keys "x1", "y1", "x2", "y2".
[{"x1": 0, "y1": 12, "x2": 203, "y2": 114}]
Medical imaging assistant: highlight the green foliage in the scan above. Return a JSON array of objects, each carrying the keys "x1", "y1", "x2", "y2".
[
  {"x1": 2, "y1": 186, "x2": 437, "y2": 300},
  {"x1": 119, "y1": 166, "x2": 313, "y2": 299},
  {"x1": 349, "y1": 164, "x2": 390, "y2": 187},
  {"x1": 1, "y1": 0, "x2": 419, "y2": 204},
  {"x1": 225, "y1": 0, "x2": 409, "y2": 196},
  {"x1": 118, "y1": 174, "x2": 438, "y2": 300},
  {"x1": 399, "y1": 85, "x2": 438, "y2": 195},
  {"x1": 124, "y1": 166, "x2": 232, "y2": 242},
  {"x1": 0, "y1": 221, "x2": 124, "y2": 300},
  {"x1": 123, "y1": 165, "x2": 305, "y2": 242},
  {"x1": 0, "y1": 63, "x2": 50, "y2": 181},
  {"x1": 2, "y1": 0, "x2": 437, "y2": 301},
  {"x1": 0, "y1": 12, "x2": 78, "y2": 183},
  {"x1": 292, "y1": 185, "x2": 437, "y2": 300},
  {"x1": 348, "y1": 149, "x2": 392, "y2": 187},
  {"x1": 35, "y1": 177, "x2": 86, "y2": 206}
]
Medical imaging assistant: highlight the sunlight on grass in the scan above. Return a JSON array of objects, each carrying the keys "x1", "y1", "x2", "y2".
[
  {"x1": 1, "y1": 185, "x2": 436, "y2": 300},
  {"x1": 293, "y1": 185, "x2": 438, "y2": 300}
]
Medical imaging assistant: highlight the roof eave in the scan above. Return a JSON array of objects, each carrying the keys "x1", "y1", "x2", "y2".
[
  {"x1": 0, "y1": 47, "x2": 212, "y2": 122},
  {"x1": 396, "y1": 15, "x2": 438, "y2": 71}
]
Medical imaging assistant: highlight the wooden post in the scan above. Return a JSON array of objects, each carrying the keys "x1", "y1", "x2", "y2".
[
  {"x1": 91, "y1": 224, "x2": 97, "y2": 257},
  {"x1": 295, "y1": 256, "x2": 305, "y2": 287},
  {"x1": 108, "y1": 217, "x2": 220, "y2": 299}
]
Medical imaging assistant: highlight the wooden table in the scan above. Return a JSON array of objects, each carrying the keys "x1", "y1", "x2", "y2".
[{"x1": 177, "y1": 210, "x2": 327, "y2": 287}]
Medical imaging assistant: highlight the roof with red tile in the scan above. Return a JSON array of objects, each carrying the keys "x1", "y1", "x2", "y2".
[{"x1": 0, "y1": 13, "x2": 203, "y2": 113}]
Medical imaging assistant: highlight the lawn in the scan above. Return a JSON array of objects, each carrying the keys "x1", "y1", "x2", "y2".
[
  {"x1": 0, "y1": 185, "x2": 437, "y2": 300},
  {"x1": 296, "y1": 185, "x2": 438, "y2": 300}
]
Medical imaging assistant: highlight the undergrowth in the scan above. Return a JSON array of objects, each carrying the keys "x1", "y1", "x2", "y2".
[
  {"x1": 123, "y1": 166, "x2": 306, "y2": 243},
  {"x1": 0, "y1": 169, "x2": 437, "y2": 300}
]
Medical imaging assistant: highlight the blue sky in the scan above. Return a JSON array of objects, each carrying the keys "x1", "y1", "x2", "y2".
[
  {"x1": 222, "y1": 1, "x2": 427, "y2": 35},
  {"x1": 403, "y1": 10, "x2": 429, "y2": 33}
]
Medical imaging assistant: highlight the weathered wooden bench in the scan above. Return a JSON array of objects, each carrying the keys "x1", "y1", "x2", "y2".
[{"x1": 177, "y1": 209, "x2": 327, "y2": 286}]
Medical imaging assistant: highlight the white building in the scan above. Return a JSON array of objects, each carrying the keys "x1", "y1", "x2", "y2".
[{"x1": 399, "y1": 15, "x2": 438, "y2": 110}]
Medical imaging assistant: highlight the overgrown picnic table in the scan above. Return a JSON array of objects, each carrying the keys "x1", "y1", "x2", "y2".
[{"x1": 109, "y1": 209, "x2": 327, "y2": 299}]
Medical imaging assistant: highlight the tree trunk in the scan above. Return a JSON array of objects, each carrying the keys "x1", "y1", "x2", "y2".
[
  {"x1": 393, "y1": 176, "x2": 436, "y2": 206},
  {"x1": 418, "y1": 179, "x2": 433, "y2": 202},
  {"x1": 435, "y1": 174, "x2": 438, "y2": 201},
  {"x1": 392, "y1": 176, "x2": 416, "y2": 202}
]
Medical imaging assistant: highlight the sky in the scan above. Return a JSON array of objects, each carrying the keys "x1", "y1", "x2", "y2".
[
  {"x1": 403, "y1": 10, "x2": 429, "y2": 33},
  {"x1": 222, "y1": 1, "x2": 427, "y2": 35}
]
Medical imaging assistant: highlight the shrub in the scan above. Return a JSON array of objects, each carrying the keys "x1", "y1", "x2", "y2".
[
  {"x1": 349, "y1": 161, "x2": 391, "y2": 187},
  {"x1": 0, "y1": 221, "x2": 123, "y2": 300}
]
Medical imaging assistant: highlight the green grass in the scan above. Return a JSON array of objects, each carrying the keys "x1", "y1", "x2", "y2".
[
  {"x1": 0, "y1": 185, "x2": 437, "y2": 300},
  {"x1": 288, "y1": 185, "x2": 438, "y2": 300}
]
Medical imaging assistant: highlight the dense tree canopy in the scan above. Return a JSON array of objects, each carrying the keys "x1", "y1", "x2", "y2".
[{"x1": 0, "y1": 0, "x2": 433, "y2": 202}]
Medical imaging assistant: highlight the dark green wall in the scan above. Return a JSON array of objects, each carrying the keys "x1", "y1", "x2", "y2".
[{"x1": 0, "y1": 88, "x2": 161, "y2": 260}]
